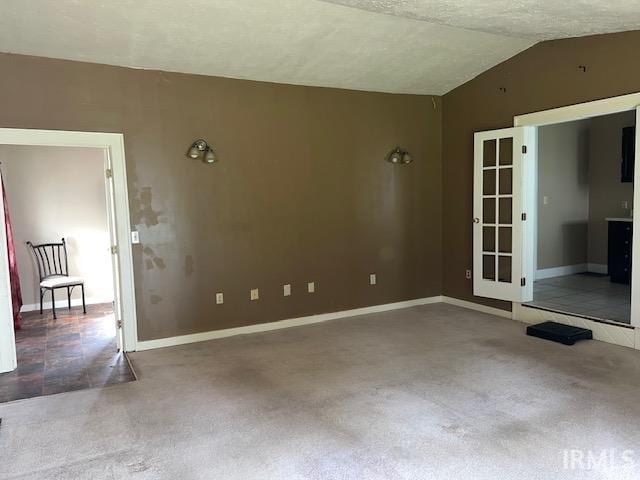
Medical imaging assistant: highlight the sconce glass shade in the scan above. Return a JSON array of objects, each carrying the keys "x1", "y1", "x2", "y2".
[
  {"x1": 204, "y1": 148, "x2": 217, "y2": 164},
  {"x1": 401, "y1": 152, "x2": 412, "y2": 164},
  {"x1": 188, "y1": 146, "x2": 201, "y2": 159},
  {"x1": 388, "y1": 149, "x2": 402, "y2": 164}
]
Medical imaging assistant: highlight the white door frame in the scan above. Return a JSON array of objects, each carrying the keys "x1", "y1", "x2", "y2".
[
  {"x1": 0, "y1": 129, "x2": 137, "y2": 372},
  {"x1": 514, "y1": 92, "x2": 640, "y2": 328}
]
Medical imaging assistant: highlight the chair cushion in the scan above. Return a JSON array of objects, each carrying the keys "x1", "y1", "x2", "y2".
[{"x1": 40, "y1": 275, "x2": 84, "y2": 288}]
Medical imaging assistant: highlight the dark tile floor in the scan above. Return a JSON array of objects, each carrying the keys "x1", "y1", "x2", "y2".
[
  {"x1": 525, "y1": 273, "x2": 631, "y2": 324},
  {"x1": 0, "y1": 303, "x2": 135, "y2": 403}
]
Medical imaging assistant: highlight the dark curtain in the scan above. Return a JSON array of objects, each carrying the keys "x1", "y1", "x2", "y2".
[{"x1": 2, "y1": 173, "x2": 22, "y2": 330}]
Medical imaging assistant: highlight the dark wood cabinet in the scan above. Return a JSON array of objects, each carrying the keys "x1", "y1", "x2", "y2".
[
  {"x1": 608, "y1": 220, "x2": 632, "y2": 284},
  {"x1": 621, "y1": 126, "x2": 635, "y2": 183}
]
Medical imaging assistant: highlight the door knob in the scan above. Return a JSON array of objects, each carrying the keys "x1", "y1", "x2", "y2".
[{"x1": 473, "y1": 218, "x2": 480, "y2": 223}]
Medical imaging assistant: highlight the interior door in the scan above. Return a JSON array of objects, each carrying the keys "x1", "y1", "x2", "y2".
[
  {"x1": 103, "y1": 149, "x2": 123, "y2": 352},
  {"x1": 473, "y1": 127, "x2": 534, "y2": 303}
]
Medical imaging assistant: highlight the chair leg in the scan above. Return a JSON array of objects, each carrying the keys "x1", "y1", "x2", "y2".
[
  {"x1": 81, "y1": 284, "x2": 86, "y2": 314},
  {"x1": 39, "y1": 288, "x2": 44, "y2": 315},
  {"x1": 51, "y1": 289, "x2": 57, "y2": 320},
  {"x1": 67, "y1": 286, "x2": 72, "y2": 310}
]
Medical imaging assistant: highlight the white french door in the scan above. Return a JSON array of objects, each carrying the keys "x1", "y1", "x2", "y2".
[{"x1": 473, "y1": 127, "x2": 535, "y2": 303}]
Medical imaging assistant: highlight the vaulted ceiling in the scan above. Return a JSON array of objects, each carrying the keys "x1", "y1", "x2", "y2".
[
  {"x1": 0, "y1": 1, "x2": 638, "y2": 95},
  {"x1": 323, "y1": 0, "x2": 640, "y2": 40}
]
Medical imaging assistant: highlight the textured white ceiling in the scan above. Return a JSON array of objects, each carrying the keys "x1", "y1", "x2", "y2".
[
  {"x1": 322, "y1": 0, "x2": 640, "y2": 39},
  {"x1": 0, "y1": 0, "x2": 535, "y2": 94},
  {"x1": 0, "y1": 1, "x2": 635, "y2": 95}
]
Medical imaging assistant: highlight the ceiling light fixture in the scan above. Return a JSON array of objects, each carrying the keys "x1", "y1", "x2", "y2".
[
  {"x1": 387, "y1": 147, "x2": 412, "y2": 165},
  {"x1": 187, "y1": 139, "x2": 218, "y2": 164}
]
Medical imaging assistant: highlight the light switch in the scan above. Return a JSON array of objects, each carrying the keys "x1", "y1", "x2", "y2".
[
  {"x1": 283, "y1": 284, "x2": 291, "y2": 296},
  {"x1": 307, "y1": 282, "x2": 315, "y2": 293},
  {"x1": 216, "y1": 293, "x2": 224, "y2": 304},
  {"x1": 369, "y1": 273, "x2": 377, "y2": 285},
  {"x1": 250, "y1": 288, "x2": 259, "y2": 301},
  {"x1": 543, "y1": 196, "x2": 549, "y2": 205},
  {"x1": 131, "y1": 231, "x2": 140, "y2": 244}
]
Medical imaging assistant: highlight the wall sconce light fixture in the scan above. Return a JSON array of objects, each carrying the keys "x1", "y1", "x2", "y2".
[
  {"x1": 387, "y1": 147, "x2": 412, "y2": 165},
  {"x1": 187, "y1": 139, "x2": 218, "y2": 164}
]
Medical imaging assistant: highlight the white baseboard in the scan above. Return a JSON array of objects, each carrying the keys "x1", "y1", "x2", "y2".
[
  {"x1": 587, "y1": 263, "x2": 608, "y2": 275},
  {"x1": 20, "y1": 296, "x2": 113, "y2": 313},
  {"x1": 441, "y1": 296, "x2": 512, "y2": 319},
  {"x1": 535, "y1": 264, "x2": 587, "y2": 280},
  {"x1": 136, "y1": 296, "x2": 444, "y2": 351}
]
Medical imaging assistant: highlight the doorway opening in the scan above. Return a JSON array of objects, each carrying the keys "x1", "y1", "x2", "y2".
[
  {"x1": 525, "y1": 111, "x2": 635, "y2": 325},
  {"x1": 0, "y1": 129, "x2": 138, "y2": 401},
  {"x1": 0, "y1": 145, "x2": 134, "y2": 402},
  {"x1": 473, "y1": 92, "x2": 640, "y2": 333}
]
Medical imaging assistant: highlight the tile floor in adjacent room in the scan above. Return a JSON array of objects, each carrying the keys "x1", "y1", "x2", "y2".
[
  {"x1": 526, "y1": 273, "x2": 631, "y2": 324},
  {"x1": 0, "y1": 303, "x2": 135, "y2": 403}
]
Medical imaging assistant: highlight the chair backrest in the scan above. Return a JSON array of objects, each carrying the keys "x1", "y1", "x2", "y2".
[{"x1": 27, "y1": 238, "x2": 69, "y2": 281}]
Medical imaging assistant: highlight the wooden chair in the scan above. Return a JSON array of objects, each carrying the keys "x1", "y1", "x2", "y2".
[{"x1": 27, "y1": 238, "x2": 86, "y2": 319}]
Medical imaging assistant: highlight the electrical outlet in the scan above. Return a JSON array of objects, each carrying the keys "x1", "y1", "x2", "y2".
[
  {"x1": 250, "y1": 288, "x2": 259, "y2": 301},
  {"x1": 131, "y1": 231, "x2": 140, "y2": 244},
  {"x1": 307, "y1": 282, "x2": 315, "y2": 293},
  {"x1": 465, "y1": 269, "x2": 472, "y2": 280},
  {"x1": 215, "y1": 292, "x2": 224, "y2": 304},
  {"x1": 622, "y1": 200, "x2": 630, "y2": 209},
  {"x1": 283, "y1": 284, "x2": 291, "y2": 296},
  {"x1": 369, "y1": 273, "x2": 377, "y2": 285}
]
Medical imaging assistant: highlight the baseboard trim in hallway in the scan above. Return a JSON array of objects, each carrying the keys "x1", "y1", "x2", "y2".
[
  {"x1": 20, "y1": 297, "x2": 113, "y2": 313},
  {"x1": 135, "y1": 295, "x2": 519, "y2": 352}
]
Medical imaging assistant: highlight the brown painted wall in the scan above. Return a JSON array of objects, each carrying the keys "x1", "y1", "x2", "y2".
[
  {"x1": 443, "y1": 30, "x2": 640, "y2": 310},
  {"x1": 0, "y1": 53, "x2": 442, "y2": 340}
]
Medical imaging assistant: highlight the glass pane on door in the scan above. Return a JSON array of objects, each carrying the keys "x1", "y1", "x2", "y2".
[
  {"x1": 483, "y1": 139, "x2": 497, "y2": 167},
  {"x1": 499, "y1": 168, "x2": 512, "y2": 194},
  {"x1": 499, "y1": 197, "x2": 513, "y2": 224},
  {"x1": 483, "y1": 254, "x2": 496, "y2": 280},
  {"x1": 483, "y1": 226, "x2": 496, "y2": 252},
  {"x1": 483, "y1": 169, "x2": 496, "y2": 195},
  {"x1": 483, "y1": 198, "x2": 496, "y2": 224},
  {"x1": 498, "y1": 256, "x2": 512, "y2": 282},
  {"x1": 498, "y1": 227, "x2": 512, "y2": 253},
  {"x1": 499, "y1": 138, "x2": 513, "y2": 165}
]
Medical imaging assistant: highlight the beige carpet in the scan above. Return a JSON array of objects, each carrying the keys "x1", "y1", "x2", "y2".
[{"x1": 1, "y1": 303, "x2": 640, "y2": 479}]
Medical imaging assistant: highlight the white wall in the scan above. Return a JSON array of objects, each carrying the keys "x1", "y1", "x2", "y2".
[{"x1": 0, "y1": 145, "x2": 113, "y2": 310}]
